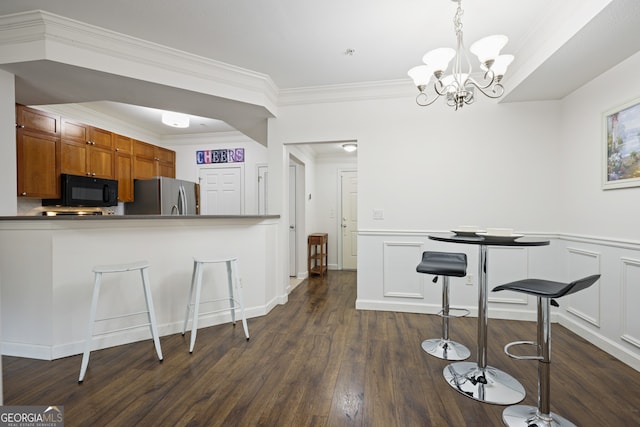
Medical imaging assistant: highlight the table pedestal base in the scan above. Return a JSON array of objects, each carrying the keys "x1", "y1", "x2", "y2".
[
  {"x1": 502, "y1": 405, "x2": 577, "y2": 427},
  {"x1": 443, "y1": 361, "x2": 526, "y2": 405}
]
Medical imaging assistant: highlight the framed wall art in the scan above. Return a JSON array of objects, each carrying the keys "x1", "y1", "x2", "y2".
[{"x1": 603, "y1": 97, "x2": 640, "y2": 189}]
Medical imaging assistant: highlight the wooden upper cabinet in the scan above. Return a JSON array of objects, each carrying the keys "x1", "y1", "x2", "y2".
[
  {"x1": 16, "y1": 130, "x2": 61, "y2": 198},
  {"x1": 61, "y1": 119, "x2": 114, "y2": 179},
  {"x1": 16, "y1": 105, "x2": 60, "y2": 136},
  {"x1": 113, "y1": 134, "x2": 134, "y2": 202},
  {"x1": 156, "y1": 146, "x2": 176, "y2": 178},
  {"x1": 133, "y1": 140, "x2": 176, "y2": 179},
  {"x1": 15, "y1": 105, "x2": 61, "y2": 198}
]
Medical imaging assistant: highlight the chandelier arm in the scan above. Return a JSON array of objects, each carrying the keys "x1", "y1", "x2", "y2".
[
  {"x1": 416, "y1": 91, "x2": 444, "y2": 107},
  {"x1": 465, "y1": 79, "x2": 505, "y2": 99},
  {"x1": 465, "y1": 71, "x2": 497, "y2": 91}
]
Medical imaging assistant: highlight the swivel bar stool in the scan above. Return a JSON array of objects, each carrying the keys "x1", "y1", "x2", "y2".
[
  {"x1": 416, "y1": 251, "x2": 470, "y2": 361},
  {"x1": 492, "y1": 274, "x2": 601, "y2": 427}
]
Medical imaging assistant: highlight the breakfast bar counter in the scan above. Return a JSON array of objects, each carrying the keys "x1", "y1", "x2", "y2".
[{"x1": 0, "y1": 214, "x2": 282, "y2": 360}]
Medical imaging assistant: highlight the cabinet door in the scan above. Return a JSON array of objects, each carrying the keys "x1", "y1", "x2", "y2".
[
  {"x1": 133, "y1": 140, "x2": 155, "y2": 159},
  {"x1": 61, "y1": 139, "x2": 89, "y2": 176},
  {"x1": 88, "y1": 146, "x2": 115, "y2": 179},
  {"x1": 16, "y1": 129, "x2": 60, "y2": 198},
  {"x1": 114, "y1": 134, "x2": 134, "y2": 201},
  {"x1": 90, "y1": 127, "x2": 112, "y2": 150},
  {"x1": 155, "y1": 146, "x2": 176, "y2": 178},
  {"x1": 61, "y1": 119, "x2": 89, "y2": 176},
  {"x1": 115, "y1": 151, "x2": 133, "y2": 201},
  {"x1": 133, "y1": 156, "x2": 156, "y2": 180},
  {"x1": 16, "y1": 105, "x2": 60, "y2": 135},
  {"x1": 114, "y1": 134, "x2": 133, "y2": 154}
]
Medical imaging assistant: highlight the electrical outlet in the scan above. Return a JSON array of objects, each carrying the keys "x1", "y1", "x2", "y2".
[{"x1": 466, "y1": 275, "x2": 473, "y2": 285}]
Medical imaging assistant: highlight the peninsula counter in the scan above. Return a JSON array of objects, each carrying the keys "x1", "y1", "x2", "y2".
[{"x1": 0, "y1": 215, "x2": 281, "y2": 360}]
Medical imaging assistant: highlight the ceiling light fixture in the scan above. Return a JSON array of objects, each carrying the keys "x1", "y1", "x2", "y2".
[
  {"x1": 342, "y1": 143, "x2": 357, "y2": 152},
  {"x1": 407, "y1": 0, "x2": 514, "y2": 110},
  {"x1": 161, "y1": 111, "x2": 190, "y2": 128}
]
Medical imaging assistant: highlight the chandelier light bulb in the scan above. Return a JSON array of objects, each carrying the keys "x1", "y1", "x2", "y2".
[
  {"x1": 470, "y1": 35, "x2": 508, "y2": 65},
  {"x1": 423, "y1": 48, "x2": 456, "y2": 73},
  {"x1": 483, "y1": 54, "x2": 514, "y2": 77},
  {"x1": 408, "y1": 65, "x2": 434, "y2": 87}
]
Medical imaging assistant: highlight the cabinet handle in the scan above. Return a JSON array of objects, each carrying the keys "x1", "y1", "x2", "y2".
[
  {"x1": 92, "y1": 173, "x2": 96, "y2": 176},
  {"x1": 21, "y1": 192, "x2": 27, "y2": 196},
  {"x1": 16, "y1": 124, "x2": 25, "y2": 129},
  {"x1": 115, "y1": 148, "x2": 120, "y2": 152}
]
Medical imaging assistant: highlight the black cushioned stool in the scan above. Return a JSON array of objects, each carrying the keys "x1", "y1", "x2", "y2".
[
  {"x1": 493, "y1": 274, "x2": 601, "y2": 427},
  {"x1": 416, "y1": 251, "x2": 470, "y2": 361}
]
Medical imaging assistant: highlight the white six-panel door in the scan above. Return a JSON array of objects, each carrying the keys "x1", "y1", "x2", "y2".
[
  {"x1": 341, "y1": 170, "x2": 358, "y2": 270},
  {"x1": 198, "y1": 165, "x2": 243, "y2": 215}
]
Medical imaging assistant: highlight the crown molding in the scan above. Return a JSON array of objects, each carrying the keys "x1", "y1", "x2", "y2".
[
  {"x1": 0, "y1": 10, "x2": 279, "y2": 115},
  {"x1": 278, "y1": 79, "x2": 415, "y2": 106},
  {"x1": 161, "y1": 131, "x2": 258, "y2": 146}
]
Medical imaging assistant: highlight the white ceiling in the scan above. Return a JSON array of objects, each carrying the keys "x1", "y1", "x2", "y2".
[{"x1": 1, "y1": 0, "x2": 639, "y2": 141}]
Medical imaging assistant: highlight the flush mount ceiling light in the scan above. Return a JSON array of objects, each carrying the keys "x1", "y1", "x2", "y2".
[
  {"x1": 342, "y1": 143, "x2": 358, "y2": 152},
  {"x1": 161, "y1": 111, "x2": 190, "y2": 128},
  {"x1": 407, "y1": 0, "x2": 514, "y2": 110}
]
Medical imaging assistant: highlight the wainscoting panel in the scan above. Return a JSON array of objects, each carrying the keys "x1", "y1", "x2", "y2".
[
  {"x1": 383, "y1": 241, "x2": 425, "y2": 298},
  {"x1": 621, "y1": 257, "x2": 640, "y2": 349},
  {"x1": 566, "y1": 247, "x2": 601, "y2": 327},
  {"x1": 487, "y1": 246, "x2": 529, "y2": 305}
]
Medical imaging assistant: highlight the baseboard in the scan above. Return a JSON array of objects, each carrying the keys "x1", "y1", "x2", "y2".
[
  {"x1": 4, "y1": 304, "x2": 275, "y2": 361},
  {"x1": 559, "y1": 313, "x2": 640, "y2": 372}
]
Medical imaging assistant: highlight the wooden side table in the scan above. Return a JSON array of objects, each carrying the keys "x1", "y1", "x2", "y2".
[{"x1": 307, "y1": 233, "x2": 328, "y2": 278}]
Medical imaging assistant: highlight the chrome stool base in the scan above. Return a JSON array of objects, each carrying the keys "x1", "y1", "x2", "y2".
[
  {"x1": 421, "y1": 338, "x2": 470, "y2": 361},
  {"x1": 443, "y1": 362, "x2": 526, "y2": 405},
  {"x1": 502, "y1": 405, "x2": 576, "y2": 427}
]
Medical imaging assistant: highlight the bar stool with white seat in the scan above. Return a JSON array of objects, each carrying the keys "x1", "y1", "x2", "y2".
[
  {"x1": 492, "y1": 274, "x2": 601, "y2": 427},
  {"x1": 79, "y1": 260, "x2": 163, "y2": 383},
  {"x1": 416, "y1": 251, "x2": 471, "y2": 361},
  {"x1": 182, "y1": 256, "x2": 249, "y2": 353}
]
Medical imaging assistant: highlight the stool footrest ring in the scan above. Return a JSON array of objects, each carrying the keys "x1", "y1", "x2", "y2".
[
  {"x1": 504, "y1": 340, "x2": 542, "y2": 360},
  {"x1": 437, "y1": 307, "x2": 470, "y2": 319}
]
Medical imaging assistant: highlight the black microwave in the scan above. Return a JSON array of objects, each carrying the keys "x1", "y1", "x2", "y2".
[{"x1": 43, "y1": 174, "x2": 118, "y2": 207}]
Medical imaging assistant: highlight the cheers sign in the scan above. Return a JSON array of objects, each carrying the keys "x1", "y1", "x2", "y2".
[{"x1": 196, "y1": 148, "x2": 245, "y2": 164}]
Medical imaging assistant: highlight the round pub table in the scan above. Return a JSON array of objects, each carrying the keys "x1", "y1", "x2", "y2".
[{"x1": 428, "y1": 232, "x2": 550, "y2": 405}]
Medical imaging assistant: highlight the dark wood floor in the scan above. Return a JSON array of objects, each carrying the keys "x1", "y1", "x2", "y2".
[{"x1": 4, "y1": 271, "x2": 640, "y2": 426}]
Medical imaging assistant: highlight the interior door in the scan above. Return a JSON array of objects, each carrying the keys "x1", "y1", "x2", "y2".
[
  {"x1": 198, "y1": 166, "x2": 242, "y2": 214},
  {"x1": 289, "y1": 164, "x2": 296, "y2": 277},
  {"x1": 341, "y1": 171, "x2": 358, "y2": 270}
]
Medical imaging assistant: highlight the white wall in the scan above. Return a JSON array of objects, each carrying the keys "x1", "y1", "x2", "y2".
[
  {"x1": 559, "y1": 49, "x2": 640, "y2": 239},
  {"x1": 163, "y1": 132, "x2": 268, "y2": 214},
  {"x1": 272, "y1": 97, "x2": 562, "y2": 233},
  {"x1": 0, "y1": 70, "x2": 16, "y2": 217}
]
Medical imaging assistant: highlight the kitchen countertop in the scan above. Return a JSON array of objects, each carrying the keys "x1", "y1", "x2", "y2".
[{"x1": 0, "y1": 214, "x2": 280, "y2": 220}]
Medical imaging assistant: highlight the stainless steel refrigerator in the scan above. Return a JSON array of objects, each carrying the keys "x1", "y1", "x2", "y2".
[{"x1": 125, "y1": 177, "x2": 198, "y2": 215}]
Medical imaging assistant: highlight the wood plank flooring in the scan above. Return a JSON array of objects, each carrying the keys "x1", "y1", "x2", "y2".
[{"x1": 4, "y1": 270, "x2": 640, "y2": 426}]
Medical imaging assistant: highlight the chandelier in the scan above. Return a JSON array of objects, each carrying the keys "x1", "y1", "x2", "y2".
[{"x1": 408, "y1": 0, "x2": 514, "y2": 110}]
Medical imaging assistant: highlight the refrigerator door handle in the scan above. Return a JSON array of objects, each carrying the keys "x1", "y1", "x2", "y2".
[{"x1": 179, "y1": 185, "x2": 188, "y2": 215}]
